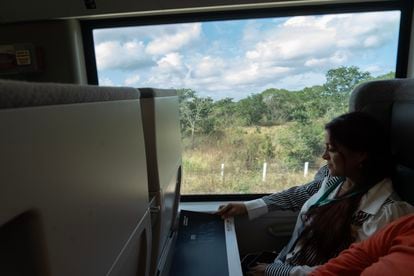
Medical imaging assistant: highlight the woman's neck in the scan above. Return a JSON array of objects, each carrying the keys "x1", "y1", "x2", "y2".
[{"x1": 337, "y1": 178, "x2": 358, "y2": 197}]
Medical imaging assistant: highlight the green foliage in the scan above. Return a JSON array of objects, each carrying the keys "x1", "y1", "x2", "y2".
[
  {"x1": 210, "y1": 97, "x2": 237, "y2": 129},
  {"x1": 226, "y1": 132, "x2": 257, "y2": 169},
  {"x1": 373, "y1": 71, "x2": 395, "y2": 80},
  {"x1": 178, "y1": 66, "x2": 395, "y2": 171},
  {"x1": 236, "y1": 93, "x2": 266, "y2": 126},
  {"x1": 324, "y1": 66, "x2": 372, "y2": 95},
  {"x1": 259, "y1": 134, "x2": 275, "y2": 160},
  {"x1": 227, "y1": 132, "x2": 275, "y2": 170},
  {"x1": 178, "y1": 66, "x2": 391, "y2": 140},
  {"x1": 177, "y1": 88, "x2": 215, "y2": 146},
  {"x1": 277, "y1": 121, "x2": 325, "y2": 169},
  {"x1": 179, "y1": 66, "x2": 396, "y2": 194},
  {"x1": 177, "y1": 88, "x2": 196, "y2": 103},
  {"x1": 262, "y1": 88, "x2": 298, "y2": 124}
]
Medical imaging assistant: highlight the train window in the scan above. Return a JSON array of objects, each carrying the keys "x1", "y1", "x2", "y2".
[{"x1": 88, "y1": 9, "x2": 402, "y2": 195}]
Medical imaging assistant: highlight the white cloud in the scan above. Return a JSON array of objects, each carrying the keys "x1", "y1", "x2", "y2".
[
  {"x1": 95, "y1": 11, "x2": 399, "y2": 99},
  {"x1": 94, "y1": 23, "x2": 200, "y2": 71},
  {"x1": 142, "y1": 52, "x2": 189, "y2": 89},
  {"x1": 124, "y1": 74, "x2": 141, "y2": 86},
  {"x1": 95, "y1": 40, "x2": 152, "y2": 70},
  {"x1": 277, "y1": 72, "x2": 326, "y2": 91},
  {"x1": 224, "y1": 63, "x2": 291, "y2": 85},
  {"x1": 305, "y1": 51, "x2": 348, "y2": 67},
  {"x1": 244, "y1": 11, "x2": 399, "y2": 73},
  {"x1": 94, "y1": 27, "x2": 154, "y2": 44},
  {"x1": 192, "y1": 56, "x2": 225, "y2": 78},
  {"x1": 146, "y1": 24, "x2": 201, "y2": 55},
  {"x1": 330, "y1": 12, "x2": 399, "y2": 50},
  {"x1": 363, "y1": 35, "x2": 380, "y2": 47},
  {"x1": 242, "y1": 20, "x2": 264, "y2": 44},
  {"x1": 361, "y1": 64, "x2": 393, "y2": 76},
  {"x1": 245, "y1": 20, "x2": 337, "y2": 65},
  {"x1": 99, "y1": 77, "x2": 115, "y2": 86},
  {"x1": 157, "y1": 52, "x2": 184, "y2": 70}
]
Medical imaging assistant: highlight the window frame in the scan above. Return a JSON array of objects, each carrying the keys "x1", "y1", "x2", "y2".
[{"x1": 81, "y1": 0, "x2": 413, "y2": 201}]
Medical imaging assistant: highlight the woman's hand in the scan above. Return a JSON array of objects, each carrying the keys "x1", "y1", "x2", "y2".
[
  {"x1": 247, "y1": 263, "x2": 268, "y2": 276},
  {"x1": 215, "y1": 203, "x2": 247, "y2": 219}
]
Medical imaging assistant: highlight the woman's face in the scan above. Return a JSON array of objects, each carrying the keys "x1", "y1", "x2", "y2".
[{"x1": 322, "y1": 131, "x2": 367, "y2": 177}]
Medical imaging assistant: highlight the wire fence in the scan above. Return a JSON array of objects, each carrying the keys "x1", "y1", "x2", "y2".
[{"x1": 181, "y1": 161, "x2": 323, "y2": 194}]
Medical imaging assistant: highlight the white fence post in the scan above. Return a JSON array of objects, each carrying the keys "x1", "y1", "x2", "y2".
[
  {"x1": 221, "y1": 163, "x2": 225, "y2": 182},
  {"x1": 262, "y1": 162, "x2": 267, "y2": 182},
  {"x1": 304, "y1": 162, "x2": 309, "y2": 177}
]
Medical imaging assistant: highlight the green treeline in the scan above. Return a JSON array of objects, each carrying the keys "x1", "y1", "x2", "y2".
[{"x1": 178, "y1": 66, "x2": 394, "y2": 193}]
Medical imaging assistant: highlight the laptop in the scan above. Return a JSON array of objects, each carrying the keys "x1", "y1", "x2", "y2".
[{"x1": 169, "y1": 210, "x2": 242, "y2": 276}]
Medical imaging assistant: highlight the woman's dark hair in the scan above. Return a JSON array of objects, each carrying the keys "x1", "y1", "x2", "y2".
[
  {"x1": 325, "y1": 111, "x2": 393, "y2": 184},
  {"x1": 294, "y1": 111, "x2": 393, "y2": 266}
]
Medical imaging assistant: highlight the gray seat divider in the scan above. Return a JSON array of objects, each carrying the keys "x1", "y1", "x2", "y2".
[
  {"x1": 139, "y1": 88, "x2": 182, "y2": 276},
  {"x1": 0, "y1": 80, "x2": 152, "y2": 276}
]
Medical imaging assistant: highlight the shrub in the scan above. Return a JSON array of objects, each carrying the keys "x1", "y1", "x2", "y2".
[{"x1": 277, "y1": 121, "x2": 325, "y2": 169}]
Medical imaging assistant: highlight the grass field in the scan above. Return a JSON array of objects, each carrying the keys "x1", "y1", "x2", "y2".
[{"x1": 180, "y1": 124, "x2": 325, "y2": 194}]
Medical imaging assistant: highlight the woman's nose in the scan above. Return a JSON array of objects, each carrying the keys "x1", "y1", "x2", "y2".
[{"x1": 322, "y1": 150, "x2": 329, "y2": 160}]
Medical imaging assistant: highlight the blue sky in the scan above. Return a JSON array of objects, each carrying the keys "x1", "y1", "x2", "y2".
[{"x1": 93, "y1": 11, "x2": 400, "y2": 100}]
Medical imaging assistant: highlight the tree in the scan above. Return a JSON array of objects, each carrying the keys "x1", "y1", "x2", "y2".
[
  {"x1": 177, "y1": 89, "x2": 213, "y2": 147},
  {"x1": 259, "y1": 134, "x2": 275, "y2": 161},
  {"x1": 323, "y1": 66, "x2": 372, "y2": 113},
  {"x1": 324, "y1": 66, "x2": 372, "y2": 95},
  {"x1": 277, "y1": 121, "x2": 325, "y2": 169},
  {"x1": 262, "y1": 89, "x2": 297, "y2": 124},
  {"x1": 177, "y1": 88, "x2": 197, "y2": 103},
  {"x1": 211, "y1": 97, "x2": 237, "y2": 129},
  {"x1": 236, "y1": 93, "x2": 266, "y2": 126},
  {"x1": 374, "y1": 71, "x2": 395, "y2": 80},
  {"x1": 290, "y1": 86, "x2": 329, "y2": 123}
]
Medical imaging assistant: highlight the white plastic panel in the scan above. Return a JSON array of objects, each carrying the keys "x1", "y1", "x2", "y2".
[
  {"x1": 0, "y1": 99, "x2": 149, "y2": 276},
  {"x1": 139, "y1": 89, "x2": 182, "y2": 274},
  {"x1": 107, "y1": 210, "x2": 152, "y2": 276}
]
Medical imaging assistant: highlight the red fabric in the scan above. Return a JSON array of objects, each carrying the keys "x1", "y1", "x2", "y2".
[{"x1": 311, "y1": 214, "x2": 414, "y2": 276}]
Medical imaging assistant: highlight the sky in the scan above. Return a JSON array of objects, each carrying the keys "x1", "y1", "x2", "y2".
[{"x1": 93, "y1": 11, "x2": 400, "y2": 100}]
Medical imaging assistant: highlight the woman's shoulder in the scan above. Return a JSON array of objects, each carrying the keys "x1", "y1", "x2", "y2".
[
  {"x1": 354, "y1": 178, "x2": 413, "y2": 241},
  {"x1": 359, "y1": 178, "x2": 410, "y2": 213},
  {"x1": 383, "y1": 178, "x2": 414, "y2": 207},
  {"x1": 356, "y1": 197, "x2": 414, "y2": 241},
  {"x1": 380, "y1": 195, "x2": 414, "y2": 215},
  {"x1": 366, "y1": 186, "x2": 414, "y2": 227}
]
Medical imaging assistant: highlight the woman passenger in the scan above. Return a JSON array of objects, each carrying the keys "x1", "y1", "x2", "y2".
[{"x1": 216, "y1": 112, "x2": 414, "y2": 276}]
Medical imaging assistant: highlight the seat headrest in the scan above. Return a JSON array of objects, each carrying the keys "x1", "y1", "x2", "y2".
[
  {"x1": 392, "y1": 102, "x2": 414, "y2": 205},
  {"x1": 349, "y1": 78, "x2": 414, "y2": 133},
  {"x1": 350, "y1": 78, "x2": 414, "y2": 204},
  {"x1": 392, "y1": 102, "x2": 414, "y2": 168},
  {"x1": 0, "y1": 79, "x2": 139, "y2": 109}
]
